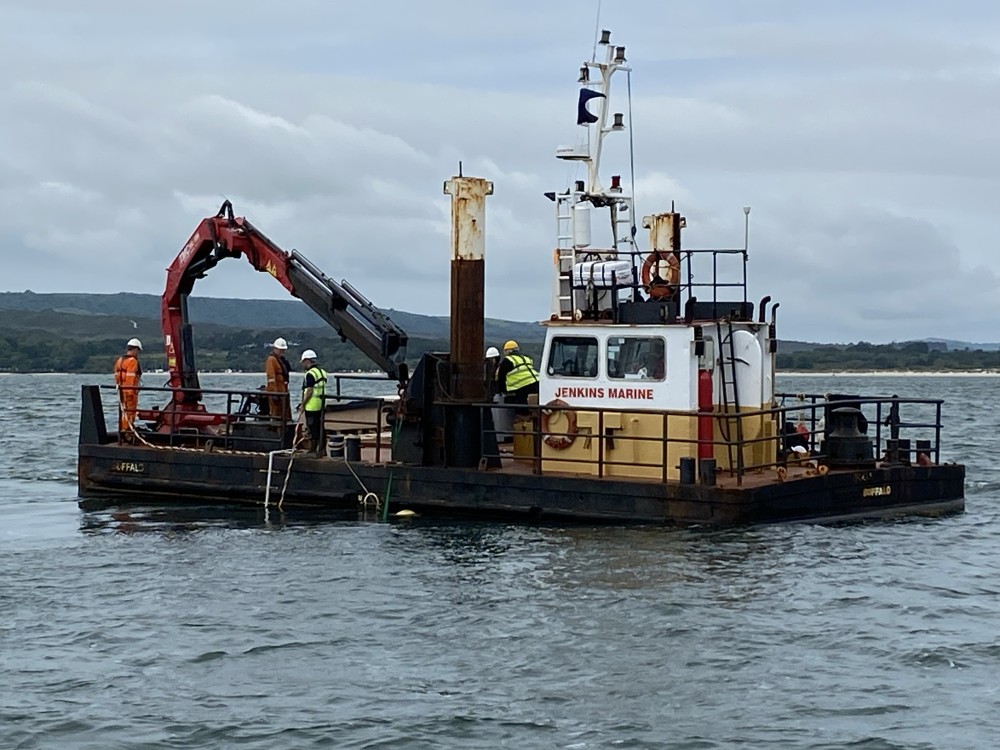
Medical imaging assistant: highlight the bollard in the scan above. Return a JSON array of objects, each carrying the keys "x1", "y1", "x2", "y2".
[
  {"x1": 327, "y1": 434, "x2": 345, "y2": 459},
  {"x1": 897, "y1": 438, "x2": 911, "y2": 465},
  {"x1": 885, "y1": 438, "x2": 900, "y2": 464},
  {"x1": 699, "y1": 458, "x2": 717, "y2": 487},
  {"x1": 678, "y1": 457, "x2": 696, "y2": 485},
  {"x1": 826, "y1": 407, "x2": 875, "y2": 466},
  {"x1": 345, "y1": 435, "x2": 361, "y2": 462}
]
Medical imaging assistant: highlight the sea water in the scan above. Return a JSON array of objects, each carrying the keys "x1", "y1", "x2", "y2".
[{"x1": 1, "y1": 373, "x2": 998, "y2": 749}]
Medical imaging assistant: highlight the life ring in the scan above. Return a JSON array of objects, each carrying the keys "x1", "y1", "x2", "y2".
[
  {"x1": 541, "y1": 398, "x2": 577, "y2": 450},
  {"x1": 640, "y1": 251, "x2": 680, "y2": 299}
]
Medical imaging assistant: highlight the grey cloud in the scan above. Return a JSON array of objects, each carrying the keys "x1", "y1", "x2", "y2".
[
  {"x1": 745, "y1": 203, "x2": 1000, "y2": 342},
  {"x1": 1, "y1": 0, "x2": 999, "y2": 342}
]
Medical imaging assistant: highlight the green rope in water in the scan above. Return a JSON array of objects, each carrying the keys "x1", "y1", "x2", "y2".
[
  {"x1": 382, "y1": 471, "x2": 393, "y2": 522},
  {"x1": 382, "y1": 416, "x2": 402, "y2": 522}
]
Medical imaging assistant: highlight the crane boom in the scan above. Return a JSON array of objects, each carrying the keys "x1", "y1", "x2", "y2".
[
  {"x1": 162, "y1": 201, "x2": 408, "y2": 408},
  {"x1": 286, "y1": 251, "x2": 407, "y2": 380}
]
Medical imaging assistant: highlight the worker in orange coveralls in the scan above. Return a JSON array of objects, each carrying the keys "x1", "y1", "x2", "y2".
[
  {"x1": 114, "y1": 338, "x2": 143, "y2": 435},
  {"x1": 264, "y1": 337, "x2": 292, "y2": 422}
]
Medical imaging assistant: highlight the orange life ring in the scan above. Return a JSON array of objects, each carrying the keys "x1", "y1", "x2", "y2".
[
  {"x1": 541, "y1": 398, "x2": 577, "y2": 450},
  {"x1": 640, "y1": 251, "x2": 680, "y2": 299}
]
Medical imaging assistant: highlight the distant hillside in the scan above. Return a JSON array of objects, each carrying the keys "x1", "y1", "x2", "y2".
[
  {"x1": 0, "y1": 291, "x2": 547, "y2": 373},
  {"x1": 778, "y1": 340, "x2": 825, "y2": 354},
  {"x1": 783, "y1": 339, "x2": 996, "y2": 353},
  {"x1": 4, "y1": 291, "x2": 1000, "y2": 374},
  {"x1": 0, "y1": 308, "x2": 228, "y2": 341},
  {"x1": 0, "y1": 307, "x2": 457, "y2": 374},
  {"x1": 0, "y1": 291, "x2": 545, "y2": 345},
  {"x1": 923, "y1": 338, "x2": 1000, "y2": 352},
  {"x1": 775, "y1": 339, "x2": 1000, "y2": 372},
  {"x1": 8, "y1": 292, "x2": 998, "y2": 353}
]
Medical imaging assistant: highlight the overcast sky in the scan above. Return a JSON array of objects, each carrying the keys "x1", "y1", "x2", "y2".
[{"x1": 2, "y1": 1, "x2": 999, "y2": 343}]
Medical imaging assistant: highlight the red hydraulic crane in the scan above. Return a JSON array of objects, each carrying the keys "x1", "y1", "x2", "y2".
[{"x1": 150, "y1": 200, "x2": 408, "y2": 432}]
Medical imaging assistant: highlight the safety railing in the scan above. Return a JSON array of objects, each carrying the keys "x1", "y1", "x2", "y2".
[
  {"x1": 104, "y1": 382, "x2": 946, "y2": 484},
  {"x1": 320, "y1": 376, "x2": 397, "y2": 464},
  {"x1": 475, "y1": 393, "x2": 947, "y2": 486},
  {"x1": 569, "y1": 245, "x2": 751, "y2": 321},
  {"x1": 105, "y1": 378, "x2": 395, "y2": 460},
  {"x1": 104, "y1": 383, "x2": 292, "y2": 450},
  {"x1": 330, "y1": 371, "x2": 396, "y2": 398},
  {"x1": 773, "y1": 392, "x2": 945, "y2": 467}
]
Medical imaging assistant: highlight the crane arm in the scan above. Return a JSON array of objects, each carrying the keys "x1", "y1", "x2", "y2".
[{"x1": 162, "y1": 201, "x2": 408, "y2": 403}]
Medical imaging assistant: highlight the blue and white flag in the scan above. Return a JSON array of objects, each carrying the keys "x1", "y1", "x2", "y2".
[{"x1": 577, "y1": 88, "x2": 605, "y2": 125}]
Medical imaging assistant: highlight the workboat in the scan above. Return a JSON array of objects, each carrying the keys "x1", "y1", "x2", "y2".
[{"x1": 77, "y1": 31, "x2": 965, "y2": 525}]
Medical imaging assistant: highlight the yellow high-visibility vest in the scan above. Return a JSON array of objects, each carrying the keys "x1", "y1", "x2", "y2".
[
  {"x1": 505, "y1": 354, "x2": 538, "y2": 392},
  {"x1": 303, "y1": 367, "x2": 328, "y2": 412}
]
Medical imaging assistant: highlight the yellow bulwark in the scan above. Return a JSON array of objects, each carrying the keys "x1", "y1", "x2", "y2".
[
  {"x1": 535, "y1": 407, "x2": 778, "y2": 480},
  {"x1": 712, "y1": 407, "x2": 779, "y2": 473},
  {"x1": 538, "y1": 410, "x2": 696, "y2": 480}
]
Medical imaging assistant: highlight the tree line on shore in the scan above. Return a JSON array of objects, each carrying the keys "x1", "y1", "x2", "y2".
[
  {"x1": 0, "y1": 297, "x2": 545, "y2": 374},
  {"x1": 0, "y1": 327, "x2": 454, "y2": 374},
  {"x1": 5, "y1": 293, "x2": 996, "y2": 374},
  {"x1": 3, "y1": 328, "x2": 1000, "y2": 374},
  {"x1": 775, "y1": 340, "x2": 1000, "y2": 372}
]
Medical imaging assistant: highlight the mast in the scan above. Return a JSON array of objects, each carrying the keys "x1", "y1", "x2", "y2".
[{"x1": 551, "y1": 30, "x2": 635, "y2": 321}]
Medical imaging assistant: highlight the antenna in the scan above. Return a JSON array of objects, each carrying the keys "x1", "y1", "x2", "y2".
[
  {"x1": 591, "y1": 0, "x2": 603, "y2": 61},
  {"x1": 458, "y1": 160, "x2": 463, "y2": 177},
  {"x1": 743, "y1": 206, "x2": 751, "y2": 251},
  {"x1": 627, "y1": 70, "x2": 637, "y2": 247}
]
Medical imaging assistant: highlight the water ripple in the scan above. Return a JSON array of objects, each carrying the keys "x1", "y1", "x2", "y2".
[{"x1": 2, "y1": 374, "x2": 1000, "y2": 748}]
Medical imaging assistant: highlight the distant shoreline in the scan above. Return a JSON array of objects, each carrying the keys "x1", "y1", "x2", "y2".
[
  {"x1": 0, "y1": 370, "x2": 390, "y2": 377},
  {"x1": 780, "y1": 370, "x2": 1000, "y2": 377},
  {"x1": 6, "y1": 369, "x2": 1000, "y2": 378}
]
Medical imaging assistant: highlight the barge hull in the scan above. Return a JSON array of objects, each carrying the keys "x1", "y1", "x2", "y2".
[{"x1": 78, "y1": 444, "x2": 965, "y2": 526}]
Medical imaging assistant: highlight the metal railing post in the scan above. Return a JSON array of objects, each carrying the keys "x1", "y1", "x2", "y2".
[
  {"x1": 533, "y1": 403, "x2": 542, "y2": 475},
  {"x1": 661, "y1": 411, "x2": 668, "y2": 483},
  {"x1": 597, "y1": 409, "x2": 605, "y2": 479},
  {"x1": 935, "y1": 402, "x2": 943, "y2": 462}
]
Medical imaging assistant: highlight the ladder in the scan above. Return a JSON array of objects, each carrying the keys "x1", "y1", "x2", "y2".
[
  {"x1": 264, "y1": 448, "x2": 296, "y2": 511},
  {"x1": 553, "y1": 197, "x2": 638, "y2": 321},
  {"x1": 612, "y1": 203, "x2": 635, "y2": 257},
  {"x1": 715, "y1": 318, "x2": 745, "y2": 476},
  {"x1": 555, "y1": 196, "x2": 577, "y2": 320},
  {"x1": 612, "y1": 204, "x2": 639, "y2": 292}
]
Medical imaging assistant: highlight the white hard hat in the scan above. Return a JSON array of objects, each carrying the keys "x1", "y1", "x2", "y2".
[
  {"x1": 300, "y1": 349, "x2": 317, "y2": 362},
  {"x1": 272, "y1": 337, "x2": 288, "y2": 350},
  {"x1": 127, "y1": 338, "x2": 142, "y2": 350},
  {"x1": 485, "y1": 346, "x2": 500, "y2": 358}
]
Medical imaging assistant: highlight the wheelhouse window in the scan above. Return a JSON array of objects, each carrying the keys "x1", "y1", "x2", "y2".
[
  {"x1": 607, "y1": 336, "x2": 665, "y2": 381},
  {"x1": 546, "y1": 336, "x2": 600, "y2": 378}
]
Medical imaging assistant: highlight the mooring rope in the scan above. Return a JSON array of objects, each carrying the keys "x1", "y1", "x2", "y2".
[
  {"x1": 266, "y1": 429, "x2": 309, "y2": 512},
  {"x1": 381, "y1": 416, "x2": 403, "y2": 522},
  {"x1": 115, "y1": 399, "x2": 305, "y2": 513},
  {"x1": 343, "y1": 454, "x2": 380, "y2": 510},
  {"x1": 121, "y1": 413, "x2": 265, "y2": 456},
  {"x1": 117, "y1": 399, "x2": 385, "y2": 513}
]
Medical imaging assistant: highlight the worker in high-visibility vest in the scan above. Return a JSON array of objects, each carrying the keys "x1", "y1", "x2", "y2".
[
  {"x1": 114, "y1": 338, "x2": 143, "y2": 436},
  {"x1": 298, "y1": 349, "x2": 328, "y2": 456},
  {"x1": 497, "y1": 340, "x2": 539, "y2": 405}
]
